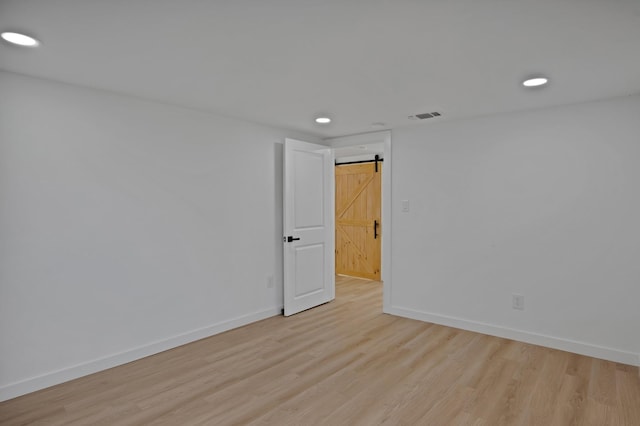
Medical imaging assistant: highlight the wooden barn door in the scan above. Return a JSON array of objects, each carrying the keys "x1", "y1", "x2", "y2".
[{"x1": 335, "y1": 161, "x2": 381, "y2": 280}]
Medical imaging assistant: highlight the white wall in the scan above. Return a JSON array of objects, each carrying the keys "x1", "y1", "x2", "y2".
[
  {"x1": 0, "y1": 71, "x2": 317, "y2": 401},
  {"x1": 390, "y1": 95, "x2": 640, "y2": 365}
]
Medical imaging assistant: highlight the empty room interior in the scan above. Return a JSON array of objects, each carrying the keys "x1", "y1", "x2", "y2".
[{"x1": 1, "y1": 1, "x2": 640, "y2": 424}]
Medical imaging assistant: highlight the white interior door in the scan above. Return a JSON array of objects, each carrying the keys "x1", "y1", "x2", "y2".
[{"x1": 283, "y1": 138, "x2": 335, "y2": 316}]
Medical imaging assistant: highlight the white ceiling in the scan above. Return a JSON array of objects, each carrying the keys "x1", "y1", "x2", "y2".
[{"x1": 1, "y1": 0, "x2": 640, "y2": 138}]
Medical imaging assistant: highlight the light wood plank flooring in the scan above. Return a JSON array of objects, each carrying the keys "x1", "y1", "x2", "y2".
[{"x1": 1, "y1": 276, "x2": 639, "y2": 425}]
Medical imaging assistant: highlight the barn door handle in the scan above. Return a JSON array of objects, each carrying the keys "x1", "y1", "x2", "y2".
[{"x1": 373, "y1": 220, "x2": 378, "y2": 239}]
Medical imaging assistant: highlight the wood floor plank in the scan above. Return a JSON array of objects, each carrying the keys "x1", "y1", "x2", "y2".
[{"x1": 1, "y1": 276, "x2": 639, "y2": 425}]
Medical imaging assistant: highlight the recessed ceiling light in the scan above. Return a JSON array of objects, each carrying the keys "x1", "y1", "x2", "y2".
[
  {"x1": 1, "y1": 31, "x2": 40, "y2": 47},
  {"x1": 315, "y1": 117, "x2": 331, "y2": 124},
  {"x1": 522, "y1": 77, "x2": 549, "y2": 87}
]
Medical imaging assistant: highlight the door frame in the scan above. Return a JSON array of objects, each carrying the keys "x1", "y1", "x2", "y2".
[{"x1": 326, "y1": 131, "x2": 392, "y2": 313}]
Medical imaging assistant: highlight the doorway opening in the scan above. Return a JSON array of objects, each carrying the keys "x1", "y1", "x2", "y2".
[
  {"x1": 281, "y1": 132, "x2": 391, "y2": 316},
  {"x1": 335, "y1": 153, "x2": 382, "y2": 280},
  {"x1": 328, "y1": 131, "x2": 391, "y2": 311}
]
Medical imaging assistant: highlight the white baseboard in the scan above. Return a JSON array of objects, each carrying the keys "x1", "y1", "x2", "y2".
[
  {"x1": 0, "y1": 306, "x2": 282, "y2": 402},
  {"x1": 387, "y1": 305, "x2": 640, "y2": 367}
]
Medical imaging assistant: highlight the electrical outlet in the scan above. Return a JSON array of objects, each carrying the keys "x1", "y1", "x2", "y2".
[
  {"x1": 512, "y1": 294, "x2": 525, "y2": 310},
  {"x1": 267, "y1": 275, "x2": 274, "y2": 288}
]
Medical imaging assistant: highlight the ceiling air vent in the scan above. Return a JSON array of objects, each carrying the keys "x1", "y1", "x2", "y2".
[{"x1": 414, "y1": 111, "x2": 442, "y2": 120}]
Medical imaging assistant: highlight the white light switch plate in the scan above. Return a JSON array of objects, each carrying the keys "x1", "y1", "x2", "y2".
[{"x1": 401, "y1": 200, "x2": 410, "y2": 212}]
